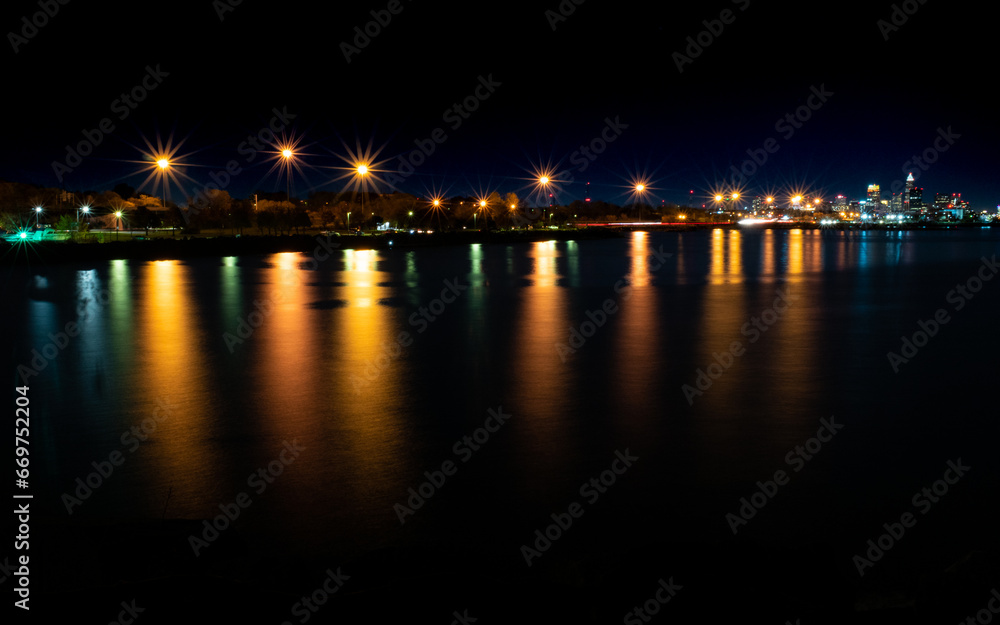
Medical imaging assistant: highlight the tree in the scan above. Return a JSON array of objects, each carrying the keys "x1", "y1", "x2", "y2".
[
  {"x1": 504, "y1": 192, "x2": 522, "y2": 228},
  {"x1": 133, "y1": 206, "x2": 161, "y2": 236},
  {"x1": 320, "y1": 208, "x2": 335, "y2": 229},
  {"x1": 96, "y1": 190, "x2": 123, "y2": 208},
  {"x1": 254, "y1": 199, "x2": 297, "y2": 234},
  {"x1": 55, "y1": 214, "x2": 75, "y2": 231},
  {"x1": 113, "y1": 183, "x2": 136, "y2": 200}
]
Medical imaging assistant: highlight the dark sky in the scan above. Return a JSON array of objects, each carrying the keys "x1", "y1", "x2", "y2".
[{"x1": 3, "y1": 0, "x2": 996, "y2": 210}]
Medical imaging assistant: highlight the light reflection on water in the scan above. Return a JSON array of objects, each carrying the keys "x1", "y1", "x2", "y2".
[{"x1": 9, "y1": 228, "x2": 999, "y2": 559}]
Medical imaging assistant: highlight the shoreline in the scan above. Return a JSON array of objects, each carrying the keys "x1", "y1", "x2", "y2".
[{"x1": 2, "y1": 223, "x2": 994, "y2": 265}]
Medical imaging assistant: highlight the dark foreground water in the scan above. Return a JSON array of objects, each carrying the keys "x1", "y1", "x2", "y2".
[{"x1": 5, "y1": 228, "x2": 1000, "y2": 622}]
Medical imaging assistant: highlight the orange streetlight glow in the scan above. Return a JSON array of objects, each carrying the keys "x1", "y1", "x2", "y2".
[
  {"x1": 357, "y1": 164, "x2": 368, "y2": 176},
  {"x1": 156, "y1": 159, "x2": 169, "y2": 169},
  {"x1": 282, "y1": 149, "x2": 293, "y2": 159}
]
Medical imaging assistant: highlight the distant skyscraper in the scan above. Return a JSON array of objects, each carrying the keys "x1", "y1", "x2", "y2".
[
  {"x1": 834, "y1": 195, "x2": 848, "y2": 212},
  {"x1": 904, "y1": 173, "x2": 915, "y2": 210},
  {"x1": 867, "y1": 184, "x2": 881, "y2": 212},
  {"x1": 909, "y1": 187, "x2": 923, "y2": 212}
]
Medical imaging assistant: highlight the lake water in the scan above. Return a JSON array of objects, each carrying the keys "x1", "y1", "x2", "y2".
[{"x1": 7, "y1": 228, "x2": 1000, "y2": 622}]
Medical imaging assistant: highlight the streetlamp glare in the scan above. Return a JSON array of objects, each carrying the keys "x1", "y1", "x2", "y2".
[
  {"x1": 357, "y1": 164, "x2": 368, "y2": 175},
  {"x1": 157, "y1": 159, "x2": 169, "y2": 169},
  {"x1": 282, "y1": 149, "x2": 293, "y2": 159}
]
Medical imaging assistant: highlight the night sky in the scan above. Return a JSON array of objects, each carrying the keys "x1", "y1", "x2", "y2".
[{"x1": 3, "y1": 1, "x2": 996, "y2": 210}]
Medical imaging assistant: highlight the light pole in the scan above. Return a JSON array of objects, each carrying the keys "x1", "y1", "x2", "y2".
[
  {"x1": 114, "y1": 210, "x2": 123, "y2": 240},
  {"x1": 356, "y1": 164, "x2": 368, "y2": 231},
  {"x1": 34, "y1": 206, "x2": 42, "y2": 228},
  {"x1": 282, "y1": 149, "x2": 293, "y2": 202},
  {"x1": 157, "y1": 158, "x2": 170, "y2": 235},
  {"x1": 635, "y1": 183, "x2": 646, "y2": 221},
  {"x1": 157, "y1": 159, "x2": 169, "y2": 208},
  {"x1": 538, "y1": 175, "x2": 551, "y2": 226},
  {"x1": 347, "y1": 211, "x2": 351, "y2": 232},
  {"x1": 77, "y1": 204, "x2": 90, "y2": 232}
]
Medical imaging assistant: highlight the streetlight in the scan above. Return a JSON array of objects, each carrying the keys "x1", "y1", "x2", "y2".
[
  {"x1": 347, "y1": 211, "x2": 351, "y2": 231},
  {"x1": 114, "y1": 210, "x2": 123, "y2": 240},
  {"x1": 34, "y1": 206, "x2": 42, "y2": 228},
  {"x1": 77, "y1": 204, "x2": 90, "y2": 231},
  {"x1": 476, "y1": 199, "x2": 486, "y2": 229},
  {"x1": 356, "y1": 164, "x2": 368, "y2": 231},
  {"x1": 536, "y1": 175, "x2": 554, "y2": 223},
  {"x1": 281, "y1": 149, "x2": 293, "y2": 201},
  {"x1": 157, "y1": 157, "x2": 170, "y2": 218},
  {"x1": 635, "y1": 183, "x2": 646, "y2": 221}
]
